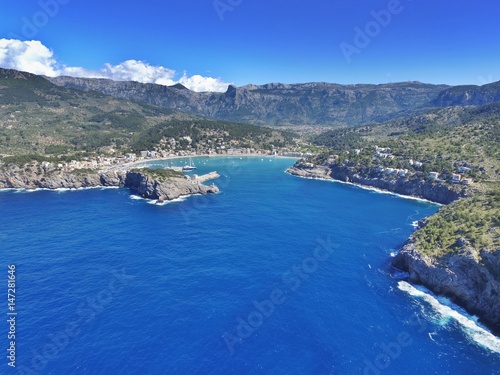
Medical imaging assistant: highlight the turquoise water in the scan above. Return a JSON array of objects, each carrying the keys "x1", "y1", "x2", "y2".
[{"x1": 1, "y1": 157, "x2": 499, "y2": 374}]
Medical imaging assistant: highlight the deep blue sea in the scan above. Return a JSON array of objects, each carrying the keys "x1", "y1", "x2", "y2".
[{"x1": 1, "y1": 157, "x2": 499, "y2": 375}]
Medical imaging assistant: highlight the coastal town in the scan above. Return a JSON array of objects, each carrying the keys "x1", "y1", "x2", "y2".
[
  {"x1": 19, "y1": 128, "x2": 310, "y2": 174},
  {"x1": 31, "y1": 147, "x2": 309, "y2": 174}
]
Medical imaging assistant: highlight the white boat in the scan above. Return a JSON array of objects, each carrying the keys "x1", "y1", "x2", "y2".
[{"x1": 182, "y1": 157, "x2": 196, "y2": 171}]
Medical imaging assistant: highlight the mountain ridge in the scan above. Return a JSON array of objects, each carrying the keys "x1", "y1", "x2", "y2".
[
  {"x1": 44, "y1": 72, "x2": 500, "y2": 127},
  {"x1": 45, "y1": 74, "x2": 449, "y2": 126}
]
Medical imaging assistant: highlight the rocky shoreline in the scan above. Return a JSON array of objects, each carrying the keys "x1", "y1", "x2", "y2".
[
  {"x1": 286, "y1": 164, "x2": 470, "y2": 204},
  {"x1": 288, "y1": 161, "x2": 500, "y2": 335},
  {"x1": 0, "y1": 166, "x2": 219, "y2": 202}
]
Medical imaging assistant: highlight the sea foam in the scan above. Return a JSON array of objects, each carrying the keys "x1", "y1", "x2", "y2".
[
  {"x1": 398, "y1": 281, "x2": 500, "y2": 354},
  {"x1": 129, "y1": 194, "x2": 191, "y2": 206}
]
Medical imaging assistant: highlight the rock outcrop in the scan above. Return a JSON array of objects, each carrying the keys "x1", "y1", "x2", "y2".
[
  {"x1": 393, "y1": 241, "x2": 500, "y2": 334},
  {"x1": 0, "y1": 166, "x2": 219, "y2": 202},
  {"x1": 124, "y1": 171, "x2": 219, "y2": 202}
]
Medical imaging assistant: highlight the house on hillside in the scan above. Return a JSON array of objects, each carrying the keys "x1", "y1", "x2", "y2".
[{"x1": 462, "y1": 178, "x2": 473, "y2": 185}]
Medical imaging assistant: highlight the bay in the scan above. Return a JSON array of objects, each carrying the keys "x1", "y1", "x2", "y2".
[{"x1": 1, "y1": 157, "x2": 499, "y2": 374}]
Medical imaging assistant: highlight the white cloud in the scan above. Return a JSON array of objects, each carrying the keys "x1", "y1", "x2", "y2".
[
  {"x1": 0, "y1": 39, "x2": 231, "y2": 92},
  {"x1": 0, "y1": 39, "x2": 58, "y2": 76},
  {"x1": 178, "y1": 72, "x2": 230, "y2": 93},
  {"x1": 59, "y1": 60, "x2": 178, "y2": 86}
]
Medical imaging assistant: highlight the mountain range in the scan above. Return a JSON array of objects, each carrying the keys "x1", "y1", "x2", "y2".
[{"x1": 46, "y1": 74, "x2": 500, "y2": 126}]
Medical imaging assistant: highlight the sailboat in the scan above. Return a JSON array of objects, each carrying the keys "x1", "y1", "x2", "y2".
[{"x1": 182, "y1": 157, "x2": 196, "y2": 171}]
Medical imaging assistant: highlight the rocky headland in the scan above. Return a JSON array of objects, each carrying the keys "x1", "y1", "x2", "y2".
[
  {"x1": 393, "y1": 240, "x2": 500, "y2": 334},
  {"x1": 0, "y1": 164, "x2": 219, "y2": 203}
]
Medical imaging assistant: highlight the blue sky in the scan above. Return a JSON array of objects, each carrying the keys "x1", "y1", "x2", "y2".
[{"x1": 1, "y1": 0, "x2": 499, "y2": 91}]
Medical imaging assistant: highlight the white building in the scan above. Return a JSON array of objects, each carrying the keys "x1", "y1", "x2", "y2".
[{"x1": 126, "y1": 153, "x2": 137, "y2": 162}]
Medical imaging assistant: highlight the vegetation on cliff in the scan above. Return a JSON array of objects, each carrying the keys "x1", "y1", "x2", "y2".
[
  {"x1": 414, "y1": 189, "x2": 500, "y2": 257},
  {"x1": 130, "y1": 168, "x2": 184, "y2": 181}
]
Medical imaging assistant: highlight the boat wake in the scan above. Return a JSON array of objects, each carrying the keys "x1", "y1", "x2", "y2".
[{"x1": 398, "y1": 281, "x2": 500, "y2": 355}]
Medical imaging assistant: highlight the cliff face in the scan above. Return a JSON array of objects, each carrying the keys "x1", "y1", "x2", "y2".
[
  {"x1": 393, "y1": 242, "x2": 500, "y2": 334},
  {"x1": 433, "y1": 81, "x2": 500, "y2": 107},
  {"x1": 287, "y1": 165, "x2": 469, "y2": 204},
  {"x1": 0, "y1": 167, "x2": 219, "y2": 202},
  {"x1": 0, "y1": 167, "x2": 126, "y2": 189}
]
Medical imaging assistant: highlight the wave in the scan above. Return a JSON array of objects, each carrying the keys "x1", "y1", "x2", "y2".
[
  {"x1": 129, "y1": 194, "x2": 192, "y2": 206},
  {"x1": 398, "y1": 281, "x2": 500, "y2": 354},
  {"x1": 149, "y1": 196, "x2": 191, "y2": 206},
  {"x1": 129, "y1": 195, "x2": 144, "y2": 200}
]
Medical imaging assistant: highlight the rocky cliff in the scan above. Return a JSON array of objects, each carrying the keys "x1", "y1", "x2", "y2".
[
  {"x1": 287, "y1": 164, "x2": 469, "y2": 204},
  {"x1": 393, "y1": 241, "x2": 500, "y2": 334},
  {"x1": 0, "y1": 166, "x2": 219, "y2": 202},
  {"x1": 433, "y1": 81, "x2": 500, "y2": 107},
  {"x1": 0, "y1": 166, "x2": 126, "y2": 189}
]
